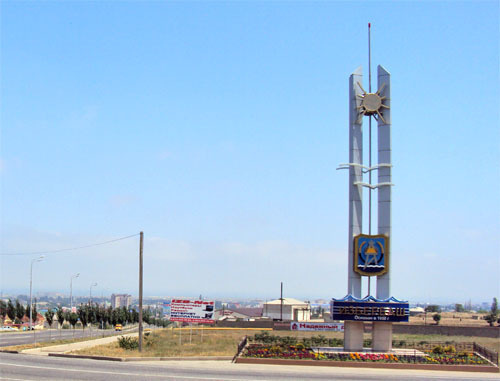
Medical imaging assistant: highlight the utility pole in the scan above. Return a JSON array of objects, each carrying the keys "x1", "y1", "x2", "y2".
[
  {"x1": 280, "y1": 282, "x2": 283, "y2": 321},
  {"x1": 89, "y1": 282, "x2": 97, "y2": 305},
  {"x1": 138, "y1": 231, "x2": 144, "y2": 352},
  {"x1": 70, "y1": 273, "x2": 80, "y2": 311},
  {"x1": 30, "y1": 256, "x2": 44, "y2": 332}
]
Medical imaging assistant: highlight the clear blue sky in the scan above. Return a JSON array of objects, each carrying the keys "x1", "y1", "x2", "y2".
[{"x1": 1, "y1": 1, "x2": 498, "y2": 304}]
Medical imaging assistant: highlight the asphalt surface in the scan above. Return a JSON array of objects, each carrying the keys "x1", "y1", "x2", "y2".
[
  {"x1": 0, "y1": 352, "x2": 498, "y2": 381},
  {"x1": 0, "y1": 328, "x2": 120, "y2": 347}
]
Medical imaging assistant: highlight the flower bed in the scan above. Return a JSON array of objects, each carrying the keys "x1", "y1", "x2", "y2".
[
  {"x1": 323, "y1": 351, "x2": 489, "y2": 365},
  {"x1": 421, "y1": 352, "x2": 488, "y2": 365},
  {"x1": 244, "y1": 344, "x2": 315, "y2": 360},
  {"x1": 241, "y1": 344, "x2": 490, "y2": 366}
]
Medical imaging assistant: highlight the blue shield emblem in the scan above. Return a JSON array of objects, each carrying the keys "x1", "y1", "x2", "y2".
[{"x1": 354, "y1": 234, "x2": 389, "y2": 276}]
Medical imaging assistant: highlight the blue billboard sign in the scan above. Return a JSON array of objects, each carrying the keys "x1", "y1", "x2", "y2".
[{"x1": 331, "y1": 300, "x2": 409, "y2": 322}]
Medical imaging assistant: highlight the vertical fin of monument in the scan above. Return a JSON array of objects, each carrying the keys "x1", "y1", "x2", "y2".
[
  {"x1": 376, "y1": 65, "x2": 391, "y2": 299},
  {"x1": 372, "y1": 64, "x2": 393, "y2": 352},
  {"x1": 348, "y1": 66, "x2": 363, "y2": 298},
  {"x1": 344, "y1": 66, "x2": 365, "y2": 352}
]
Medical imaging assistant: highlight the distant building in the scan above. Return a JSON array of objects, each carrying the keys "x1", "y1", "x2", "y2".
[
  {"x1": 111, "y1": 294, "x2": 132, "y2": 309},
  {"x1": 262, "y1": 298, "x2": 311, "y2": 322},
  {"x1": 213, "y1": 307, "x2": 263, "y2": 321},
  {"x1": 409, "y1": 307, "x2": 425, "y2": 316}
]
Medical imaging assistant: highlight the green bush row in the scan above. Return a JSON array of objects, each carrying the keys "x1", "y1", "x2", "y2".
[{"x1": 250, "y1": 332, "x2": 344, "y2": 347}]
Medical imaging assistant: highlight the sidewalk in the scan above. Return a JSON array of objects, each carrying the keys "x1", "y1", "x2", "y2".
[{"x1": 22, "y1": 332, "x2": 137, "y2": 356}]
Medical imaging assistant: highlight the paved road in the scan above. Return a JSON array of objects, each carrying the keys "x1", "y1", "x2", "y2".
[
  {"x1": 1, "y1": 353, "x2": 498, "y2": 381},
  {"x1": 0, "y1": 328, "x2": 121, "y2": 348}
]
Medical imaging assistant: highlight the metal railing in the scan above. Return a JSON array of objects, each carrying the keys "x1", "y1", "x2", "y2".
[
  {"x1": 474, "y1": 342, "x2": 499, "y2": 366},
  {"x1": 392, "y1": 340, "x2": 474, "y2": 352},
  {"x1": 232, "y1": 336, "x2": 248, "y2": 362}
]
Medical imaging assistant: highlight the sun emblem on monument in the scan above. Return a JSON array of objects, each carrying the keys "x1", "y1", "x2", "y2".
[{"x1": 356, "y1": 82, "x2": 390, "y2": 124}]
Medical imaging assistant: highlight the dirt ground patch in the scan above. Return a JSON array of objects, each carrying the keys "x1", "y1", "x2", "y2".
[{"x1": 409, "y1": 312, "x2": 490, "y2": 327}]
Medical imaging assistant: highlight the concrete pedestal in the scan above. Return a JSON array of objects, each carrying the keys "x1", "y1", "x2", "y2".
[
  {"x1": 344, "y1": 321, "x2": 364, "y2": 351},
  {"x1": 372, "y1": 322, "x2": 392, "y2": 352}
]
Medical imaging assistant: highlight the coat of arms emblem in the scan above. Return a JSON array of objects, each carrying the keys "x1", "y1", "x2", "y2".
[{"x1": 354, "y1": 234, "x2": 389, "y2": 276}]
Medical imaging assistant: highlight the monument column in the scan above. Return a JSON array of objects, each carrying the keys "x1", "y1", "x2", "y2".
[
  {"x1": 373, "y1": 65, "x2": 392, "y2": 351},
  {"x1": 345, "y1": 67, "x2": 364, "y2": 351}
]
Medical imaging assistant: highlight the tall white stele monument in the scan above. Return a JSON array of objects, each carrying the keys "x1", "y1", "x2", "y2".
[{"x1": 342, "y1": 62, "x2": 393, "y2": 351}]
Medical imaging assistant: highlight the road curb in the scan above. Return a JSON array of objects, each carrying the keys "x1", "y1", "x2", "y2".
[
  {"x1": 49, "y1": 353, "x2": 124, "y2": 361},
  {"x1": 48, "y1": 353, "x2": 233, "y2": 362},
  {"x1": 235, "y1": 358, "x2": 500, "y2": 373},
  {"x1": 0, "y1": 349, "x2": 19, "y2": 354},
  {"x1": 123, "y1": 356, "x2": 233, "y2": 362}
]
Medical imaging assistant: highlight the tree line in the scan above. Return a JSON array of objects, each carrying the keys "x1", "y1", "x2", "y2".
[
  {"x1": 0, "y1": 299, "x2": 39, "y2": 324},
  {"x1": 48, "y1": 303, "x2": 170, "y2": 330},
  {"x1": 0, "y1": 299, "x2": 170, "y2": 329}
]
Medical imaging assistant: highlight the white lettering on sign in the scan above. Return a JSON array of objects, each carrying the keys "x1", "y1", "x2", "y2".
[{"x1": 290, "y1": 322, "x2": 344, "y2": 331}]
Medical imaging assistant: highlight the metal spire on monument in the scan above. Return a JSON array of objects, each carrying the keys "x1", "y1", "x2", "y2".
[{"x1": 334, "y1": 23, "x2": 408, "y2": 353}]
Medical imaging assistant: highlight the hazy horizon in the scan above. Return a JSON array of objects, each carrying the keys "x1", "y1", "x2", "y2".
[{"x1": 0, "y1": 287, "x2": 494, "y2": 308}]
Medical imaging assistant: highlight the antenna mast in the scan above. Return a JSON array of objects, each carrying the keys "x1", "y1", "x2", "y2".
[{"x1": 368, "y1": 22, "x2": 373, "y2": 296}]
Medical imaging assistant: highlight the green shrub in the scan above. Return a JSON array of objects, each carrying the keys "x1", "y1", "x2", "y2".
[
  {"x1": 252, "y1": 334, "x2": 344, "y2": 349},
  {"x1": 328, "y1": 338, "x2": 343, "y2": 347},
  {"x1": 444, "y1": 345, "x2": 456, "y2": 354},
  {"x1": 279, "y1": 336, "x2": 297, "y2": 346},
  {"x1": 433, "y1": 313, "x2": 442, "y2": 325},
  {"x1": 253, "y1": 332, "x2": 266, "y2": 342},
  {"x1": 295, "y1": 342, "x2": 306, "y2": 350},
  {"x1": 145, "y1": 333, "x2": 160, "y2": 348},
  {"x1": 431, "y1": 345, "x2": 444, "y2": 354},
  {"x1": 254, "y1": 332, "x2": 279, "y2": 344},
  {"x1": 118, "y1": 336, "x2": 139, "y2": 350},
  {"x1": 310, "y1": 335, "x2": 327, "y2": 346}
]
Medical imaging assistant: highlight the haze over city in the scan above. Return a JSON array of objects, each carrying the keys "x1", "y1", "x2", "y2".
[{"x1": 1, "y1": 2, "x2": 499, "y2": 305}]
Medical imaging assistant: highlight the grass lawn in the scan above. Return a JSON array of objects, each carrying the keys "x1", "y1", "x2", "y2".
[
  {"x1": 73, "y1": 327, "x2": 250, "y2": 357},
  {"x1": 72, "y1": 328, "x2": 499, "y2": 358}
]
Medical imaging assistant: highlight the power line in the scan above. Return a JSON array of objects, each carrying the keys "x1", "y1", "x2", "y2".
[{"x1": 0, "y1": 233, "x2": 140, "y2": 256}]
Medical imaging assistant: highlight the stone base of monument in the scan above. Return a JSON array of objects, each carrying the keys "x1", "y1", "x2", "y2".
[
  {"x1": 344, "y1": 321, "x2": 364, "y2": 352},
  {"x1": 372, "y1": 321, "x2": 393, "y2": 352}
]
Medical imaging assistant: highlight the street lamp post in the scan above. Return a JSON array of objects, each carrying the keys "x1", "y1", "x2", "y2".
[
  {"x1": 70, "y1": 273, "x2": 80, "y2": 311},
  {"x1": 29, "y1": 256, "x2": 45, "y2": 331},
  {"x1": 89, "y1": 282, "x2": 97, "y2": 305},
  {"x1": 89, "y1": 282, "x2": 97, "y2": 338}
]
